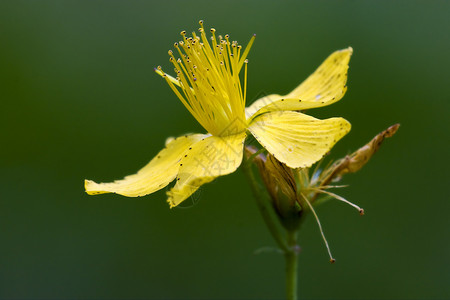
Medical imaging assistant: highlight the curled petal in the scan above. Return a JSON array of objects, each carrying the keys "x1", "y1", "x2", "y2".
[
  {"x1": 167, "y1": 133, "x2": 246, "y2": 207},
  {"x1": 85, "y1": 134, "x2": 207, "y2": 197},
  {"x1": 246, "y1": 48, "x2": 353, "y2": 120},
  {"x1": 248, "y1": 111, "x2": 351, "y2": 168}
]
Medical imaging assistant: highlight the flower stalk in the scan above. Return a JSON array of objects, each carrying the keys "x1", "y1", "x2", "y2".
[
  {"x1": 286, "y1": 230, "x2": 299, "y2": 300},
  {"x1": 244, "y1": 146, "x2": 301, "y2": 300},
  {"x1": 242, "y1": 151, "x2": 290, "y2": 253}
]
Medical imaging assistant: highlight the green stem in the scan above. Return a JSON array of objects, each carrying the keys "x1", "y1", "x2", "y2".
[
  {"x1": 241, "y1": 159, "x2": 289, "y2": 253},
  {"x1": 285, "y1": 230, "x2": 299, "y2": 300},
  {"x1": 242, "y1": 152, "x2": 299, "y2": 300}
]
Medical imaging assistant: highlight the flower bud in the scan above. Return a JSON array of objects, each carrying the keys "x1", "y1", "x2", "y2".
[{"x1": 246, "y1": 146, "x2": 303, "y2": 231}]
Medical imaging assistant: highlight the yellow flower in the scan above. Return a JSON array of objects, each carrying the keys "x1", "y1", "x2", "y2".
[{"x1": 85, "y1": 21, "x2": 352, "y2": 208}]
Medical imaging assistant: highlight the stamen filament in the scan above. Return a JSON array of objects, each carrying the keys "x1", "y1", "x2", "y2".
[
  {"x1": 243, "y1": 59, "x2": 248, "y2": 107},
  {"x1": 314, "y1": 189, "x2": 364, "y2": 215},
  {"x1": 238, "y1": 34, "x2": 256, "y2": 71},
  {"x1": 318, "y1": 185, "x2": 349, "y2": 189},
  {"x1": 300, "y1": 193, "x2": 336, "y2": 263}
]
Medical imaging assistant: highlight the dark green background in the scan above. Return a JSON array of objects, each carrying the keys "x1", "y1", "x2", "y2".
[{"x1": 1, "y1": 1, "x2": 449, "y2": 299}]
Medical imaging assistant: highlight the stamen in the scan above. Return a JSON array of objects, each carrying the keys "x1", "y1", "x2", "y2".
[
  {"x1": 243, "y1": 59, "x2": 248, "y2": 106},
  {"x1": 156, "y1": 67, "x2": 196, "y2": 117},
  {"x1": 319, "y1": 185, "x2": 349, "y2": 189},
  {"x1": 156, "y1": 22, "x2": 254, "y2": 136},
  {"x1": 314, "y1": 189, "x2": 364, "y2": 215},
  {"x1": 237, "y1": 34, "x2": 255, "y2": 71},
  {"x1": 300, "y1": 193, "x2": 336, "y2": 262}
]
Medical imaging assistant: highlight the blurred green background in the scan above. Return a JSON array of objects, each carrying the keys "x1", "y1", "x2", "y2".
[{"x1": 1, "y1": 1, "x2": 449, "y2": 299}]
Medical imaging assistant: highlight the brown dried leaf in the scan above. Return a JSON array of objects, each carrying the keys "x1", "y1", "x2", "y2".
[{"x1": 324, "y1": 124, "x2": 400, "y2": 183}]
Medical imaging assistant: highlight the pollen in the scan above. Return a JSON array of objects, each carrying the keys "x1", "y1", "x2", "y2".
[{"x1": 155, "y1": 21, "x2": 256, "y2": 137}]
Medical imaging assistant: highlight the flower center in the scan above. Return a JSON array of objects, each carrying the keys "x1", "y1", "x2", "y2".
[{"x1": 156, "y1": 20, "x2": 255, "y2": 137}]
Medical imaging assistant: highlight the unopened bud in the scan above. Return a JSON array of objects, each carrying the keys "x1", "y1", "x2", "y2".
[{"x1": 245, "y1": 146, "x2": 302, "y2": 230}]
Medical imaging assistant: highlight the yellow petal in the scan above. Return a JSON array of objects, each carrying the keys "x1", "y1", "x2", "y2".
[
  {"x1": 167, "y1": 133, "x2": 246, "y2": 208},
  {"x1": 246, "y1": 47, "x2": 353, "y2": 119},
  {"x1": 85, "y1": 133, "x2": 207, "y2": 197},
  {"x1": 248, "y1": 111, "x2": 351, "y2": 168}
]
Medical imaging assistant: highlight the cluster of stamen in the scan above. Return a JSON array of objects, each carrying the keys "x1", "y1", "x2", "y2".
[{"x1": 155, "y1": 21, "x2": 255, "y2": 136}]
